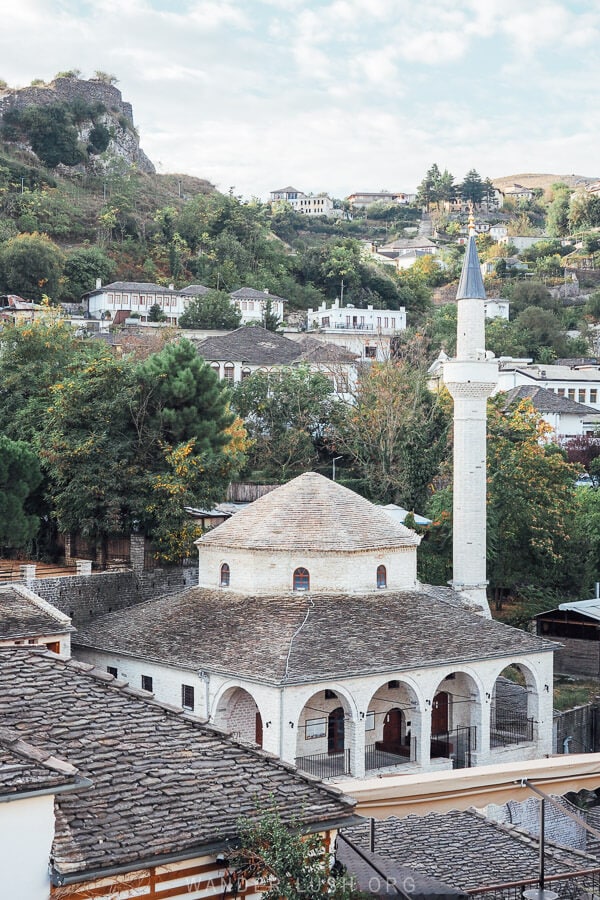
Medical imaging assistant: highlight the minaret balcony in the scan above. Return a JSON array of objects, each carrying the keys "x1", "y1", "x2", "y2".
[{"x1": 443, "y1": 359, "x2": 498, "y2": 400}]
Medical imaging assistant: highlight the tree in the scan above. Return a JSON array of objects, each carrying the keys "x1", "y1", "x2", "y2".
[
  {"x1": 39, "y1": 340, "x2": 240, "y2": 562},
  {"x1": 148, "y1": 303, "x2": 167, "y2": 322},
  {"x1": 231, "y1": 808, "x2": 358, "y2": 900},
  {"x1": 459, "y1": 169, "x2": 484, "y2": 206},
  {"x1": 179, "y1": 290, "x2": 241, "y2": 329},
  {"x1": 232, "y1": 366, "x2": 335, "y2": 480},
  {"x1": 329, "y1": 341, "x2": 450, "y2": 509},
  {"x1": 0, "y1": 232, "x2": 63, "y2": 300},
  {"x1": 0, "y1": 436, "x2": 42, "y2": 550},
  {"x1": 546, "y1": 185, "x2": 572, "y2": 237},
  {"x1": 62, "y1": 246, "x2": 116, "y2": 302},
  {"x1": 420, "y1": 398, "x2": 582, "y2": 605},
  {"x1": 0, "y1": 319, "x2": 83, "y2": 443}
]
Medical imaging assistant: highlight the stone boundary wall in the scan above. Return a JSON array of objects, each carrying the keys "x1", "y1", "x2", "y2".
[{"x1": 21, "y1": 566, "x2": 198, "y2": 627}]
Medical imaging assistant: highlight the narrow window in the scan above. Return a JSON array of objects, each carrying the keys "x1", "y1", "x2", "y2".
[
  {"x1": 224, "y1": 363, "x2": 235, "y2": 383},
  {"x1": 579, "y1": 389, "x2": 587, "y2": 403},
  {"x1": 141, "y1": 674, "x2": 153, "y2": 692},
  {"x1": 591, "y1": 389, "x2": 598, "y2": 404},
  {"x1": 293, "y1": 567, "x2": 310, "y2": 591},
  {"x1": 220, "y1": 563, "x2": 230, "y2": 586},
  {"x1": 377, "y1": 564, "x2": 387, "y2": 588},
  {"x1": 107, "y1": 666, "x2": 118, "y2": 677},
  {"x1": 241, "y1": 367, "x2": 251, "y2": 380},
  {"x1": 182, "y1": 684, "x2": 195, "y2": 710}
]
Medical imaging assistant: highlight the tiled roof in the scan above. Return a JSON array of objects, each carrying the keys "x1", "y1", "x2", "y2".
[
  {"x1": 295, "y1": 336, "x2": 359, "y2": 363},
  {"x1": 230, "y1": 287, "x2": 288, "y2": 303},
  {"x1": 0, "y1": 727, "x2": 81, "y2": 797},
  {"x1": 199, "y1": 472, "x2": 419, "y2": 552},
  {"x1": 502, "y1": 385, "x2": 599, "y2": 415},
  {"x1": 88, "y1": 281, "x2": 180, "y2": 294},
  {"x1": 0, "y1": 648, "x2": 356, "y2": 879},
  {"x1": 73, "y1": 587, "x2": 553, "y2": 684},
  {"x1": 0, "y1": 585, "x2": 72, "y2": 640},
  {"x1": 342, "y1": 810, "x2": 598, "y2": 891},
  {"x1": 195, "y1": 325, "x2": 303, "y2": 365},
  {"x1": 179, "y1": 283, "x2": 211, "y2": 295}
]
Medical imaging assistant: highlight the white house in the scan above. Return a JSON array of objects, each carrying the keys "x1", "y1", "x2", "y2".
[
  {"x1": 195, "y1": 324, "x2": 358, "y2": 397},
  {"x1": 501, "y1": 384, "x2": 600, "y2": 440},
  {"x1": 484, "y1": 298, "x2": 510, "y2": 321},
  {"x1": 83, "y1": 280, "x2": 210, "y2": 325},
  {"x1": 269, "y1": 186, "x2": 336, "y2": 217},
  {"x1": 0, "y1": 584, "x2": 73, "y2": 658},
  {"x1": 496, "y1": 361, "x2": 600, "y2": 411},
  {"x1": 229, "y1": 286, "x2": 285, "y2": 325},
  {"x1": 346, "y1": 191, "x2": 416, "y2": 208},
  {"x1": 305, "y1": 299, "x2": 407, "y2": 362},
  {"x1": 74, "y1": 473, "x2": 556, "y2": 782}
]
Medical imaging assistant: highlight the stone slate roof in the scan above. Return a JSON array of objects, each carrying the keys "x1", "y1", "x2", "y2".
[
  {"x1": 73, "y1": 587, "x2": 554, "y2": 685},
  {"x1": 0, "y1": 648, "x2": 355, "y2": 880},
  {"x1": 295, "y1": 335, "x2": 359, "y2": 363},
  {"x1": 342, "y1": 810, "x2": 598, "y2": 891},
  {"x1": 86, "y1": 281, "x2": 181, "y2": 295},
  {"x1": 456, "y1": 234, "x2": 486, "y2": 301},
  {"x1": 230, "y1": 286, "x2": 288, "y2": 303},
  {"x1": 179, "y1": 283, "x2": 210, "y2": 295},
  {"x1": 0, "y1": 727, "x2": 81, "y2": 798},
  {"x1": 502, "y1": 385, "x2": 599, "y2": 415},
  {"x1": 195, "y1": 325, "x2": 302, "y2": 365},
  {"x1": 199, "y1": 472, "x2": 419, "y2": 552},
  {"x1": 0, "y1": 585, "x2": 72, "y2": 640}
]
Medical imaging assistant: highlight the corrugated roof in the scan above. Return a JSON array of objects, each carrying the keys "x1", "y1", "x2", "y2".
[
  {"x1": 199, "y1": 472, "x2": 419, "y2": 551},
  {"x1": 456, "y1": 235, "x2": 486, "y2": 300}
]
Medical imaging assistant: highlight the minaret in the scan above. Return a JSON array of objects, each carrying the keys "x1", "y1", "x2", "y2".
[{"x1": 443, "y1": 213, "x2": 498, "y2": 617}]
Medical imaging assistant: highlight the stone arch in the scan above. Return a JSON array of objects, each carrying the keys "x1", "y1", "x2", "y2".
[
  {"x1": 429, "y1": 669, "x2": 483, "y2": 765},
  {"x1": 294, "y1": 686, "x2": 357, "y2": 777},
  {"x1": 364, "y1": 676, "x2": 423, "y2": 770},
  {"x1": 211, "y1": 683, "x2": 265, "y2": 747},
  {"x1": 489, "y1": 661, "x2": 539, "y2": 748}
]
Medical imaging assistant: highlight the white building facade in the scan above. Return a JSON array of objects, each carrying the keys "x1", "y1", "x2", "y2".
[{"x1": 306, "y1": 300, "x2": 407, "y2": 361}]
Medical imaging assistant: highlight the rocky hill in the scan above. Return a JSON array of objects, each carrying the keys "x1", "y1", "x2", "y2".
[{"x1": 0, "y1": 75, "x2": 155, "y2": 174}]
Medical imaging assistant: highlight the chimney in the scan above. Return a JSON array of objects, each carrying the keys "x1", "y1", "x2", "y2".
[
  {"x1": 95, "y1": 278, "x2": 102, "y2": 290},
  {"x1": 169, "y1": 283, "x2": 174, "y2": 290},
  {"x1": 263, "y1": 289, "x2": 269, "y2": 294}
]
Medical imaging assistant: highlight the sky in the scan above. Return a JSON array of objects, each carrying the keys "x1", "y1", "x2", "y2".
[{"x1": 0, "y1": 0, "x2": 599, "y2": 200}]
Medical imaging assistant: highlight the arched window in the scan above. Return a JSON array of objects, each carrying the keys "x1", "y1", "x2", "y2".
[
  {"x1": 377, "y1": 565, "x2": 387, "y2": 588},
  {"x1": 241, "y1": 366, "x2": 252, "y2": 380},
  {"x1": 293, "y1": 567, "x2": 310, "y2": 591},
  {"x1": 210, "y1": 362, "x2": 220, "y2": 378},
  {"x1": 224, "y1": 362, "x2": 235, "y2": 383},
  {"x1": 220, "y1": 563, "x2": 230, "y2": 586}
]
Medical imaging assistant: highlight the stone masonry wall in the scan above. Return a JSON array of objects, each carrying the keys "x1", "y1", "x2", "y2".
[
  {"x1": 0, "y1": 78, "x2": 131, "y2": 121},
  {"x1": 23, "y1": 568, "x2": 196, "y2": 627}
]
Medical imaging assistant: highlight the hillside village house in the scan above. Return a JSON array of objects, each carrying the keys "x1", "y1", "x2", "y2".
[
  {"x1": 496, "y1": 360, "x2": 600, "y2": 412},
  {"x1": 229, "y1": 286, "x2": 285, "y2": 325},
  {"x1": 74, "y1": 473, "x2": 556, "y2": 783},
  {"x1": 305, "y1": 299, "x2": 407, "y2": 361},
  {"x1": 502, "y1": 384, "x2": 600, "y2": 440},
  {"x1": 0, "y1": 647, "x2": 356, "y2": 900},
  {"x1": 346, "y1": 190, "x2": 416, "y2": 208},
  {"x1": 269, "y1": 185, "x2": 336, "y2": 217},
  {"x1": 195, "y1": 324, "x2": 358, "y2": 397},
  {"x1": 83, "y1": 281, "x2": 287, "y2": 327}
]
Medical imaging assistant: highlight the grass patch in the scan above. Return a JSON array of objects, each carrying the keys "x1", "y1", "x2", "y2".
[{"x1": 553, "y1": 675, "x2": 599, "y2": 711}]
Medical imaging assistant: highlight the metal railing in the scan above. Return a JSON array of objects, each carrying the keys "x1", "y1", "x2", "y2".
[
  {"x1": 431, "y1": 725, "x2": 476, "y2": 769},
  {"x1": 333, "y1": 322, "x2": 374, "y2": 330},
  {"x1": 491, "y1": 715, "x2": 534, "y2": 748},
  {"x1": 295, "y1": 749, "x2": 351, "y2": 779},
  {"x1": 467, "y1": 866, "x2": 600, "y2": 900},
  {"x1": 365, "y1": 737, "x2": 416, "y2": 772}
]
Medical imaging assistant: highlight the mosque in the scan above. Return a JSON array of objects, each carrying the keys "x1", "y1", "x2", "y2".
[{"x1": 73, "y1": 224, "x2": 556, "y2": 780}]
